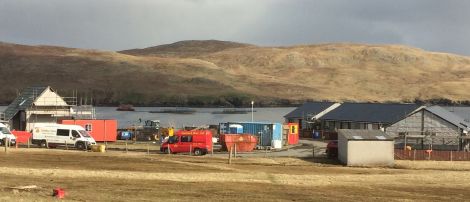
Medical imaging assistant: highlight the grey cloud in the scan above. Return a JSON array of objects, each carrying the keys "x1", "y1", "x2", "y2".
[{"x1": 0, "y1": 0, "x2": 469, "y2": 55}]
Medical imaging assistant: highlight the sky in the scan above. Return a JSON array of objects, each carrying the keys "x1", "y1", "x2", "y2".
[{"x1": 0, "y1": 0, "x2": 469, "y2": 55}]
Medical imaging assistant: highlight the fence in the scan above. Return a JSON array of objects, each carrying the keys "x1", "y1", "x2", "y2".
[{"x1": 395, "y1": 149, "x2": 470, "y2": 161}]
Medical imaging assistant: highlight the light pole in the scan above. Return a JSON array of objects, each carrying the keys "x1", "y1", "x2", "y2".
[{"x1": 251, "y1": 100, "x2": 254, "y2": 122}]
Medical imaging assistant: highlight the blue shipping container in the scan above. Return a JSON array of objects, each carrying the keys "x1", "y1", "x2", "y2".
[{"x1": 219, "y1": 122, "x2": 282, "y2": 147}]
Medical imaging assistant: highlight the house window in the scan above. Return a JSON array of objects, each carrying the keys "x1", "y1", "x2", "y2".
[
  {"x1": 352, "y1": 122, "x2": 361, "y2": 129},
  {"x1": 57, "y1": 129, "x2": 70, "y2": 136},
  {"x1": 340, "y1": 122, "x2": 350, "y2": 129},
  {"x1": 181, "y1": 136, "x2": 192, "y2": 142},
  {"x1": 85, "y1": 124, "x2": 92, "y2": 132}
]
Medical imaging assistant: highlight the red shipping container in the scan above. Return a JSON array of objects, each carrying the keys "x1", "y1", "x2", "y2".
[
  {"x1": 11, "y1": 130, "x2": 32, "y2": 144},
  {"x1": 60, "y1": 120, "x2": 117, "y2": 142},
  {"x1": 287, "y1": 123, "x2": 299, "y2": 145},
  {"x1": 220, "y1": 134, "x2": 257, "y2": 152}
]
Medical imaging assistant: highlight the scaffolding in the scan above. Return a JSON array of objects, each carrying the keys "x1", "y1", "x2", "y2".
[
  {"x1": 386, "y1": 109, "x2": 467, "y2": 151},
  {"x1": 26, "y1": 88, "x2": 96, "y2": 131}
]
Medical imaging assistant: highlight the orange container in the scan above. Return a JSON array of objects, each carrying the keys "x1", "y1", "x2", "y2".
[
  {"x1": 60, "y1": 119, "x2": 117, "y2": 142},
  {"x1": 220, "y1": 134, "x2": 257, "y2": 152}
]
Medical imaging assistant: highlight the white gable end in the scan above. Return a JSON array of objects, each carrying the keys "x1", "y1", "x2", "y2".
[{"x1": 33, "y1": 88, "x2": 68, "y2": 106}]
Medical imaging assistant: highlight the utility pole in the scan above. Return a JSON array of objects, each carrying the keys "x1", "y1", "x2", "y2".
[{"x1": 251, "y1": 101, "x2": 254, "y2": 122}]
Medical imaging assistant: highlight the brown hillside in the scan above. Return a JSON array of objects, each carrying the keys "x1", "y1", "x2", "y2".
[
  {"x1": 1, "y1": 40, "x2": 470, "y2": 106},
  {"x1": 119, "y1": 40, "x2": 252, "y2": 58}
]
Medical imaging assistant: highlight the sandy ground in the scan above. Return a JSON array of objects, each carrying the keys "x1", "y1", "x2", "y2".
[{"x1": 1, "y1": 148, "x2": 470, "y2": 201}]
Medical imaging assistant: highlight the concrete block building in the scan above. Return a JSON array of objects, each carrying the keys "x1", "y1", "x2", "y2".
[{"x1": 338, "y1": 129, "x2": 394, "y2": 167}]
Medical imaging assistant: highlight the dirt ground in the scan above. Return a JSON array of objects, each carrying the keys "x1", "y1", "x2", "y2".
[{"x1": 1, "y1": 148, "x2": 470, "y2": 201}]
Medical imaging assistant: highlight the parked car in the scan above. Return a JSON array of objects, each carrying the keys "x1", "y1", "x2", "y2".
[
  {"x1": 326, "y1": 140, "x2": 338, "y2": 158},
  {"x1": 32, "y1": 124, "x2": 96, "y2": 150},
  {"x1": 160, "y1": 130, "x2": 213, "y2": 155},
  {"x1": 0, "y1": 123, "x2": 16, "y2": 146}
]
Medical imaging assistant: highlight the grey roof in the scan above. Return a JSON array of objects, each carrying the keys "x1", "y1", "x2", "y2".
[
  {"x1": 321, "y1": 103, "x2": 420, "y2": 124},
  {"x1": 3, "y1": 86, "x2": 48, "y2": 120},
  {"x1": 338, "y1": 129, "x2": 393, "y2": 141},
  {"x1": 425, "y1": 106, "x2": 470, "y2": 129},
  {"x1": 442, "y1": 106, "x2": 470, "y2": 123},
  {"x1": 284, "y1": 102, "x2": 335, "y2": 119}
]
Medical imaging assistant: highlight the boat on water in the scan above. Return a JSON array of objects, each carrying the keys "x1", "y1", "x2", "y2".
[
  {"x1": 211, "y1": 108, "x2": 255, "y2": 114},
  {"x1": 149, "y1": 108, "x2": 196, "y2": 114},
  {"x1": 116, "y1": 104, "x2": 135, "y2": 111}
]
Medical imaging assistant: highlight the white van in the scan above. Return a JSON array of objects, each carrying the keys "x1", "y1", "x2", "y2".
[
  {"x1": 0, "y1": 123, "x2": 16, "y2": 146},
  {"x1": 32, "y1": 124, "x2": 96, "y2": 150}
]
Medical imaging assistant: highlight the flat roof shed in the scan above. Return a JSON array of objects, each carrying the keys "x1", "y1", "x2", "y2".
[{"x1": 338, "y1": 129, "x2": 394, "y2": 167}]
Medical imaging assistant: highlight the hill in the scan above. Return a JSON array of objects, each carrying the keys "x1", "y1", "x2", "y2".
[
  {"x1": 119, "y1": 40, "x2": 252, "y2": 57},
  {"x1": 1, "y1": 40, "x2": 470, "y2": 106}
]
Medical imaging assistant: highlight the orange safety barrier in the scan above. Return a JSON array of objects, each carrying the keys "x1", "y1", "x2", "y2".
[{"x1": 11, "y1": 130, "x2": 32, "y2": 144}]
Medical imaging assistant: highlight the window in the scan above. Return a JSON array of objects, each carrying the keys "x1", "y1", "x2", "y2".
[
  {"x1": 85, "y1": 124, "x2": 92, "y2": 132},
  {"x1": 0, "y1": 127, "x2": 11, "y2": 134},
  {"x1": 57, "y1": 129, "x2": 70, "y2": 136},
  {"x1": 291, "y1": 126, "x2": 296, "y2": 134},
  {"x1": 181, "y1": 136, "x2": 192, "y2": 142},
  {"x1": 72, "y1": 130, "x2": 81, "y2": 138},
  {"x1": 78, "y1": 130, "x2": 91, "y2": 137},
  {"x1": 168, "y1": 136, "x2": 178, "y2": 144}
]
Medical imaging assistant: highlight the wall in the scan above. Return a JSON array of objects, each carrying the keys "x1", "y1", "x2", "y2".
[
  {"x1": 347, "y1": 141, "x2": 394, "y2": 166},
  {"x1": 338, "y1": 133, "x2": 348, "y2": 164},
  {"x1": 387, "y1": 110, "x2": 459, "y2": 136},
  {"x1": 386, "y1": 110, "x2": 461, "y2": 149},
  {"x1": 26, "y1": 114, "x2": 55, "y2": 132},
  {"x1": 33, "y1": 88, "x2": 68, "y2": 106}
]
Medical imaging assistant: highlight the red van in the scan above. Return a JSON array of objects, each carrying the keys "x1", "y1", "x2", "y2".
[{"x1": 160, "y1": 130, "x2": 213, "y2": 156}]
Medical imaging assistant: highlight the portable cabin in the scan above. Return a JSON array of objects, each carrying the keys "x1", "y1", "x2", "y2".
[
  {"x1": 60, "y1": 119, "x2": 117, "y2": 142},
  {"x1": 219, "y1": 122, "x2": 282, "y2": 149},
  {"x1": 338, "y1": 129, "x2": 394, "y2": 167}
]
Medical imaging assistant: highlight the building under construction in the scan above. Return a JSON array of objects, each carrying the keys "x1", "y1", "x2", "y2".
[
  {"x1": 1, "y1": 86, "x2": 95, "y2": 131},
  {"x1": 386, "y1": 105, "x2": 470, "y2": 151}
]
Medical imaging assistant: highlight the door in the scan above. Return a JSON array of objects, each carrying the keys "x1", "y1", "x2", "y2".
[
  {"x1": 289, "y1": 124, "x2": 299, "y2": 145},
  {"x1": 55, "y1": 129, "x2": 70, "y2": 144},
  {"x1": 178, "y1": 135, "x2": 193, "y2": 152},
  {"x1": 259, "y1": 125, "x2": 272, "y2": 146},
  {"x1": 71, "y1": 130, "x2": 82, "y2": 145}
]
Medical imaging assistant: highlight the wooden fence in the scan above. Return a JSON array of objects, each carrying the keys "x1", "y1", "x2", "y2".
[{"x1": 395, "y1": 149, "x2": 470, "y2": 161}]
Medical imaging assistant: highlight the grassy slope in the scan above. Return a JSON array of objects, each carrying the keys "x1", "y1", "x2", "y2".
[{"x1": 1, "y1": 40, "x2": 470, "y2": 106}]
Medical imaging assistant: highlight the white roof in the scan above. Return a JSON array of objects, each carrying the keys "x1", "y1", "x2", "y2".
[{"x1": 33, "y1": 123, "x2": 85, "y2": 130}]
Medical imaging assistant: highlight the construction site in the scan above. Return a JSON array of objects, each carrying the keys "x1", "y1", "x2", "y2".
[
  {"x1": 2, "y1": 86, "x2": 470, "y2": 200},
  {"x1": 1, "y1": 86, "x2": 95, "y2": 132}
]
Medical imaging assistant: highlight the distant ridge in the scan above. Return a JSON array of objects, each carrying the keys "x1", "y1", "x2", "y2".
[
  {"x1": 119, "y1": 40, "x2": 253, "y2": 57},
  {"x1": 1, "y1": 40, "x2": 470, "y2": 106}
]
